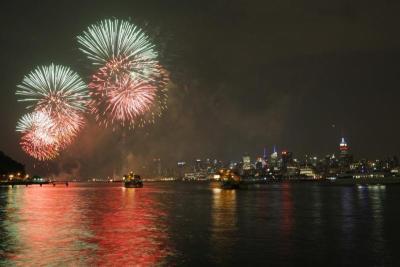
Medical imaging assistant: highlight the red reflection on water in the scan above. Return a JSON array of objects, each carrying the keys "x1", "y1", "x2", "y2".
[
  {"x1": 6, "y1": 185, "x2": 86, "y2": 265},
  {"x1": 89, "y1": 187, "x2": 171, "y2": 266},
  {"x1": 277, "y1": 182, "x2": 294, "y2": 259},
  {"x1": 3, "y1": 184, "x2": 172, "y2": 266},
  {"x1": 281, "y1": 182, "x2": 294, "y2": 236}
]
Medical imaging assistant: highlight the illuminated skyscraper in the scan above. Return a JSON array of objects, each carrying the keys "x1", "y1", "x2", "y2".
[
  {"x1": 242, "y1": 155, "x2": 251, "y2": 170},
  {"x1": 338, "y1": 137, "x2": 353, "y2": 169},
  {"x1": 270, "y1": 146, "x2": 278, "y2": 168},
  {"x1": 339, "y1": 138, "x2": 348, "y2": 154}
]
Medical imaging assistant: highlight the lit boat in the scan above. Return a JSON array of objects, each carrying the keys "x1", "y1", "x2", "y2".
[
  {"x1": 218, "y1": 169, "x2": 240, "y2": 189},
  {"x1": 124, "y1": 172, "x2": 143, "y2": 188}
]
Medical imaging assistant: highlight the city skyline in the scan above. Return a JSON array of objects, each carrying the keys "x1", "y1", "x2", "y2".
[{"x1": 0, "y1": 0, "x2": 399, "y2": 178}]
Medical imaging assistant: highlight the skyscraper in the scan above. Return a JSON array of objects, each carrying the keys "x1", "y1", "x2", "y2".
[
  {"x1": 339, "y1": 138, "x2": 348, "y2": 154},
  {"x1": 338, "y1": 137, "x2": 353, "y2": 170},
  {"x1": 270, "y1": 146, "x2": 278, "y2": 169},
  {"x1": 242, "y1": 155, "x2": 251, "y2": 170}
]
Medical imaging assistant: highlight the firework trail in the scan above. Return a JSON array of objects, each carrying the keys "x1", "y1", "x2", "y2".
[{"x1": 78, "y1": 19, "x2": 169, "y2": 128}]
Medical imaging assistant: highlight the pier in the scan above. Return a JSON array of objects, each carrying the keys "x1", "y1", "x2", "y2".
[{"x1": 0, "y1": 180, "x2": 70, "y2": 187}]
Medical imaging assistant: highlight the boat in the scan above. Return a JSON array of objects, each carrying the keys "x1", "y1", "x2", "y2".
[
  {"x1": 218, "y1": 169, "x2": 241, "y2": 189},
  {"x1": 124, "y1": 172, "x2": 143, "y2": 188}
]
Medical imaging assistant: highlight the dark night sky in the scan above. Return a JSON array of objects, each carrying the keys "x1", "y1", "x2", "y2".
[{"x1": 0, "y1": 0, "x2": 399, "y2": 177}]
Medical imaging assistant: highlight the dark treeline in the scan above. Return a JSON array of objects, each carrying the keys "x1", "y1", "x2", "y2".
[{"x1": 0, "y1": 151, "x2": 25, "y2": 175}]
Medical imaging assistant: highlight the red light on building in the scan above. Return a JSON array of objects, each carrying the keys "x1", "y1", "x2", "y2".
[{"x1": 339, "y1": 138, "x2": 348, "y2": 151}]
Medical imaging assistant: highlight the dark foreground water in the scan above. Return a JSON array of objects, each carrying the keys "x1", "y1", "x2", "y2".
[{"x1": 1, "y1": 182, "x2": 400, "y2": 266}]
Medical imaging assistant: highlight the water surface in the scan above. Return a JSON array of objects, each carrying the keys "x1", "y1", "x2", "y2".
[{"x1": 1, "y1": 182, "x2": 399, "y2": 266}]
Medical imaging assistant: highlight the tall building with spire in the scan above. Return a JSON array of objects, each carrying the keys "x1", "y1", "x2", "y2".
[
  {"x1": 338, "y1": 137, "x2": 353, "y2": 170},
  {"x1": 339, "y1": 137, "x2": 348, "y2": 154},
  {"x1": 270, "y1": 145, "x2": 278, "y2": 169}
]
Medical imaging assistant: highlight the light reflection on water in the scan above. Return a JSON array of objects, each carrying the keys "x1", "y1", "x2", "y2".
[
  {"x1": 210, "y1": 188, "x2": 237, "y2": 265},
  {"x1": 0, "y1": 182, "x2": 399, "y2": 266},
  {"x1": 0, "y1": 184, "x2": 173, "y2": 266}
]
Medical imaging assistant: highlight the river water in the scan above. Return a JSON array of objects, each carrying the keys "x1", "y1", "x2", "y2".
[{"x1": 0, "y1": 182, "x2": 399, "y2": 266}]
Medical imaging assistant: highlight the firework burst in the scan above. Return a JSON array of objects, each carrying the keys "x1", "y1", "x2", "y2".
[
  {"x1": 20, "y1": 133, "x2": 60, "y2": 161},
  {"x1": 16, "y1": 111, "x2": 60, "y2": 161},
  {"x1": 16, "y1": 64, "x2": 89, "y2": 160},
  {"x1": 16, "y1": 64, "x2": 88, "y2": 113},
  {"x1": 88, "y1": 60, "x2": 168, "y2": 127},
  {"x1": 77, "y1": 19, "x2": 159, "y2": 79},
  {"x1": 16, "y1": 110, "x2": 54, "y2": 134},
  {"x1": 78, "y1": 19, "x2": 169, "y2": 128}
]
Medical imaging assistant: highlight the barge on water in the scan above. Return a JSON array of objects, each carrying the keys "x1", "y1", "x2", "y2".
[{"x1": 123, "y1": 172, "x2": 143, "y2": 188}]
